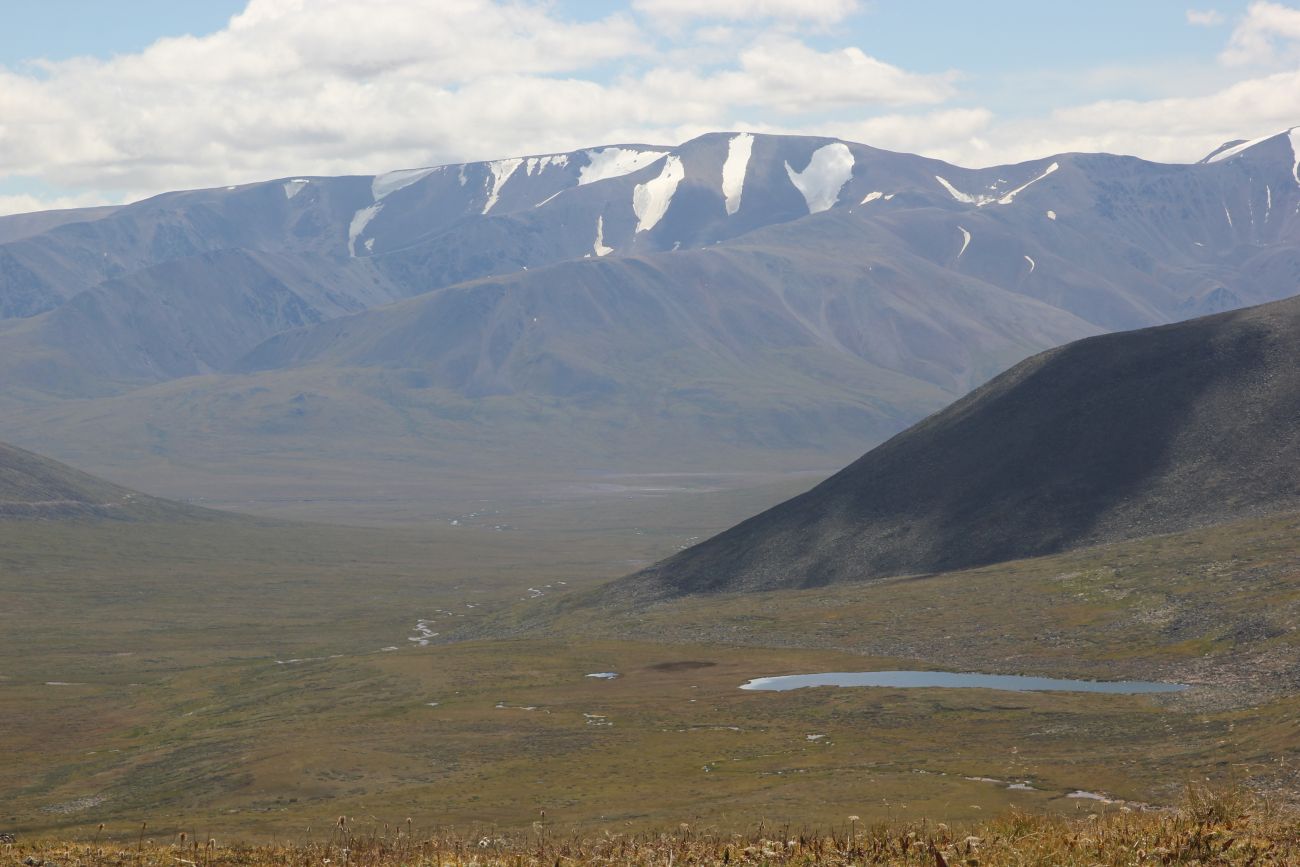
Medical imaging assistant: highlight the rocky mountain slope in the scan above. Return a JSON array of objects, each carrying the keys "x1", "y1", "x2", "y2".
[
  {"x1": 0, "y1": 128, "x2": 1296, "y2": 507},
  {"x1": 622, "y1": 293, "x2": 1300, "y2": 598}
]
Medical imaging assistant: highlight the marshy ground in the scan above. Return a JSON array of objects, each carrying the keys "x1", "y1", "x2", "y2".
[{"x1": 2, "y1": 488, "x2": 1297, "y2": 842}]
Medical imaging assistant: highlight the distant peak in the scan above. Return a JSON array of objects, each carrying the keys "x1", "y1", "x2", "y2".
[
  {"x1": 1200, "y1": 139, "x2": 1248, "y2": 164},
  {"x1": 1199, "y1": 126, "x2": 1298, "y2": 164}
]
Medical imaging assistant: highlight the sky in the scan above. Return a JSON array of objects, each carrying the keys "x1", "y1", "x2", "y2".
[{"x1": 1, "y1": 0, "x2": 1298, "y2": 215}]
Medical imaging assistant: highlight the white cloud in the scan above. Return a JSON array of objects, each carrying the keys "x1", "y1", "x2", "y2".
[
  {"x1": 1186, "y1": 9, "x2": 1225, "y2": 26},
  {"x1": 0, "y1": 0, "x2": 650, "y2": 197},
  {"x1": 637, "y1": 37, "x2": 955, "y2": 114},
  {"x1": 4, "y1": 0, "x2": 1300, "y2": 215},
  {"x1": 632, "y1": 0, "x2": 859, "y2": 24},
  {"x1": 0, "y1": 0, "x2": 948, "y2": 214},
  {"x1": 1221, "y1": 0, "x2": 1300, "y2": 64},
  {"x1": 962, "y1": 68, "x2": 1300, "y2": 166},
  {"x1": 0, "y1": 192, "x2": 119, "y2": 217},
  {"x1": 739, "y1": 109, "x2": 995, "y2": 164}
]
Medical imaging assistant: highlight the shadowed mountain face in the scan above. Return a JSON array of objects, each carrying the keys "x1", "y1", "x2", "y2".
[
  {"x1": 0, "y1": 441, "x2": 206, "y2": 520},
  {"x1": 0, "y1": 129, "x2": 1297, "y2": 506},
  {"x1": 622, "y1": 294, "x2": 1300, "y2": 599}
]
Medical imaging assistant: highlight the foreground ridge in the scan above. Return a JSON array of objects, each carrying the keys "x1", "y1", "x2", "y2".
[
  {"x1": 626, "y1": 293, "x2": 1300, "y2": 598},
  {"x1": 8, "y1": 789, "x2": 1297, "y2": 866}
]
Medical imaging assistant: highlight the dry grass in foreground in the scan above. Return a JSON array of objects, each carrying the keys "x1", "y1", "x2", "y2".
[{"x1": 6, "y1": 788, "x2": 1298, "y2": 866}]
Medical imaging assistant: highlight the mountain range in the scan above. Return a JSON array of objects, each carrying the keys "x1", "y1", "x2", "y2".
[{"x1": 0, "y1": 127, "x2": 1297, "y2": 509}]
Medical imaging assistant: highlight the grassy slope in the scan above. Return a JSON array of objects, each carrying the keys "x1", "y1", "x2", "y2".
[
  {"x1": 0, "y1": 441, "x2": 212, "y2": 521},
  {"x1": 0, "y1": 208, "x2": 1096, "y2": 526},
  {"x1": 12, "y1": 790, "x2": 1300, "y2": 866},
  {"x1": 625, "y1": 294, "x2": 1300, "y2": 598},
  {"x1": 568, "y1": 511, "x2": 1300, "y2": 698},
  {"x1": 0, "y1": 355, "x2": 913, "y2": 525}
]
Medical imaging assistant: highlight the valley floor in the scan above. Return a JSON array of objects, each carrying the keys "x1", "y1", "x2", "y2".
[{"x1": 1, "y1": 493, "x2": 1297, "y2": 842}]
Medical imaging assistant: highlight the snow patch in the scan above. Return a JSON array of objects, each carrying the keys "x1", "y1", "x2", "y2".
[
  {"x1": 372, "y1": 167, "x2": 437, "y2": 201},
  {"x1": 633, "y1": 154, "x2": 685, "y2": 233},
  {"x1": 409, "y1": 619, "x2": 438, "y2": 647},
  {"x1": 579, "y1": 147, "x2": 668, "y2": 185},
  {"x1": 937, "y1": 163, "x2": 1057, "y2": 207},
  {"x1": 348, "y1": 203, "x2": 383, "y2": 257},
  {"x1": 861, "y1": 191, "x2": 884, "y2": 204},
  {"x1": 786, "y1": 142, "x2": 855, "y2": 214},
  {"x1": 722, "y1": 133, "x2": 754, "y2": 215},
  {"x1": 1024, "y1": 254, "x2": 1036, "y2": 273},
  {"x1": 997, "y1": 162, "x2": 1058, "y2": 204},
  {"x1": 282, "y1": 179, "x2": 309, "y2": 199},
  {"x1": 593, "y1": 215, "x2": 613, "y2": 256},
  {"x1": 483, "y1": 158, "x2": 523, "y2": 214},
  {"x1": 1207, "y1": 132, "x2": 1275, "y2": 164},
  {"x1": 935, "y1": 175, "x2": 995, "y2": 206},
  {"x1": 525, "y1": 154, "x2": 569, "y2": 176},
  {"x1": 1289, "y1": 128, "x2": 1300, "y2": 186},
  {"x1": 957, "y1": 226, "x2": 971, "y2": 258},
  {"x1": 534, "y1": 190, "x2": 563, "y2": 209}
]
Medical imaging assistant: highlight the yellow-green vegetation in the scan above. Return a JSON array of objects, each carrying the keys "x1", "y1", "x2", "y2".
[
  {"x1": 2, "y1": 502, "x2": 1298, "y2": 842},
  {"x1": 7, "y1": 788, "x2": 1299, "y2": 865},
  {"x1": 541, "y1": 510, "x2": 1300, "y2": 693},
  {"x1": 1, "y1": 635, "x2": 1181, "y2": 838}
]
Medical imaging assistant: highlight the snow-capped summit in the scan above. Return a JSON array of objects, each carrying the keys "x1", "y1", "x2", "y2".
[
  {"x1": 1199, "y1": 126, "x2": 1300, "y2": 179},
  {"x1": 2, "y1": 127, "x2": 1300, "y2": 504}
]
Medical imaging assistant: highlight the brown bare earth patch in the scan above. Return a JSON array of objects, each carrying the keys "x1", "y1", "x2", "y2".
[{"x1": 647, "y1": 660, "x2": 718, "y2": 672}]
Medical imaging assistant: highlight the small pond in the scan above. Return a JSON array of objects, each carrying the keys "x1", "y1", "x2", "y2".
[{"x1": 739, "y1": 671, "x2": 1187, "y2": 694}]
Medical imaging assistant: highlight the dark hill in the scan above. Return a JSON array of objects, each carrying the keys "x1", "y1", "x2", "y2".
[
  {"x1": 0, "y1": 440, "x2": 208, "y2": 520},
  {"x1": 623, "y1": 293, "x2": 1300, "y2": 598}
]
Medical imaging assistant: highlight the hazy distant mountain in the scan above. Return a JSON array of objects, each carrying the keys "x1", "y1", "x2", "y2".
[
  {"x1": 0, "y1": 250, "x2": 404, "y2": 393},
  {"x1": 0, "y1": 439, "x2": 203, "y2": 520},
  {"x1": 621, "y1": 293, "x2": 1300, "y2": 599},
  {"x1": 0, "y1": 128, "x2": 1296, "y2": 504}
]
